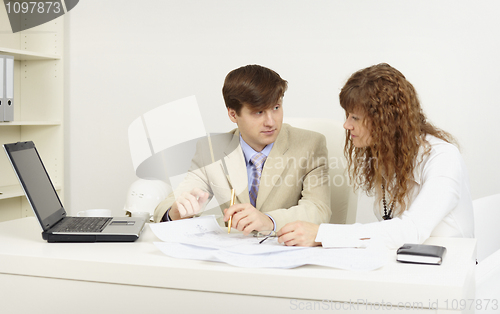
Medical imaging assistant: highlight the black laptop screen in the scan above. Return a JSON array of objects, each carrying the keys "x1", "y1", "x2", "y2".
[{"x1": 6, "y1": 142, "x2": 64, "y2": 228}]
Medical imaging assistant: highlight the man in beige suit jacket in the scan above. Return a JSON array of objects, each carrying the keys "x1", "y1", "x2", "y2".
[{"x1": 153, "y1": 65, "x2": 331, "y2": 240}]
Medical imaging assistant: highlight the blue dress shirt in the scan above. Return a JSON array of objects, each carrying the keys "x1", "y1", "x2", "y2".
[{"x1": 239, "y1": 135, "x2": 276, "y2": 231}]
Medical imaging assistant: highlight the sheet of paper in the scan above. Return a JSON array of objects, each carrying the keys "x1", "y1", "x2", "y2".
[
  {"x1": 216, "y1": 247, "x2": 387, "y2": 270},
  {"x1": 154, "y1": 242, "x2": 387, "y2": 270},
  {"x1": 149, "y1": 215, "x2": 221, "y2": 242},
  {"x1": 154, "y1": 242, "x2": 220, "y2": 263},
  {"x1": 149, "y1": 216, "x2": 305, "y2": 254},
  {"x1": 150, "y1": 216, "x2": 388, "y2": 270}
]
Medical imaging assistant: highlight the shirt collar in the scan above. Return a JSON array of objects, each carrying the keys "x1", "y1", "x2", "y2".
[{"x1": 239, "y1": 135, "x2": 274, "y2": 166}]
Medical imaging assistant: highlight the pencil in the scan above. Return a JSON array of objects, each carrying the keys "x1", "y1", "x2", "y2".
[{"x1": 228, "y1": 188, "x2": 235, "y2": 233}]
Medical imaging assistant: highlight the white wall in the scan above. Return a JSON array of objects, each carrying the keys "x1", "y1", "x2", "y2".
[{"x1": 65, "y1": 0, "x2": 500, "y2": 216}]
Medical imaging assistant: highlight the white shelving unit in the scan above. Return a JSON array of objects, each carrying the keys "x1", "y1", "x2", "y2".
[{"x1": 0, "y1": 7, "x2": 64, "y2": 222}]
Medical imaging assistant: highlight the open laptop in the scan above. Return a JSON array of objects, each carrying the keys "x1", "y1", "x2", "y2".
[{"x1": 3, "y1": 141, "x2": 146, "y2": 242}]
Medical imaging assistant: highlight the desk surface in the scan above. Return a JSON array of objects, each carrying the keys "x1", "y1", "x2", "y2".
[{"x1": 0, "y1": 217, "x2": 476, "y2": 309}]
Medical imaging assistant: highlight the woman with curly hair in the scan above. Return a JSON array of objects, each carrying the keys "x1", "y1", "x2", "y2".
[{"x1": 277, "y1": 63, "x2": 474, "y2": 248}]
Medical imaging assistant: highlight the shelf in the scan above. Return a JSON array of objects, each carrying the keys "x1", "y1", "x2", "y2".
[
  {"x1": 0, "y1": 6, "x2": 64, "y2": 222},
  {"x1": 0, "y1": 121, "x2": 61, "y2": 126},
  {"x1": 0, "y1": 47, "x2": 60, "y2": 60},
  {"x1": 0, "y1": 184, "x2": 61, "y2": 201},
  {"x1": 0, "y1": 185, "x2": 25, "y2": 200}
]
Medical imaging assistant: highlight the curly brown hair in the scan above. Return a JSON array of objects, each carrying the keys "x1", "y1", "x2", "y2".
[{"x1": 339, "y1": 63, "x2": 455, "y2": 215}]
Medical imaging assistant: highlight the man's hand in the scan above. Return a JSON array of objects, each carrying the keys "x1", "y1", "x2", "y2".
[
  {"x1": 277, "y1": 221, "x2": 321, "y2": 247},
  {"x1": 224, "y1": 204, "x2": 274, "y2": 235},
  {"x1": 169, "y1": 188, "x2": 209, "y2": 220}
]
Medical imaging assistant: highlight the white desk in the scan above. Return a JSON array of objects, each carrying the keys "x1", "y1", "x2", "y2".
[{"x1": 0, "y1": 217, "x2": 476, "y2": 314}]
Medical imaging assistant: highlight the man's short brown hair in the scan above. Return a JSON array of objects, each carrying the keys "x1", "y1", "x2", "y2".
[{"x1": 222, "y1": 65, "x2": 288, "y2": 115}]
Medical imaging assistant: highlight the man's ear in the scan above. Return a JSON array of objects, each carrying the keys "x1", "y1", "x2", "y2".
[{"x1": 228, "y1": 108, "x2": 238, "y2": 123}]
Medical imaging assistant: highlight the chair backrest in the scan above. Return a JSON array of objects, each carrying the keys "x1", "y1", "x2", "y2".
[
  {"x1": 475, "y1": 247, "x2": 500, "y2": 306},
  {"x1": 283, "y1": 117, "x2": 357, "y2": 224},
  {"x1": 473, "y1": 194, "x2": 500, "y2": 263}
]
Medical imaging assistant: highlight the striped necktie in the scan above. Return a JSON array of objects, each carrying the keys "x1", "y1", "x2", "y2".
[{"x1": 249, "y1": 152, "x2": 267, "y2": 207}]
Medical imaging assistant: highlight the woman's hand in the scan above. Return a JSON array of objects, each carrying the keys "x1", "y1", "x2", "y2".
[{"x1": 277, "y1": 221, "x2": 321, "y2": 247}]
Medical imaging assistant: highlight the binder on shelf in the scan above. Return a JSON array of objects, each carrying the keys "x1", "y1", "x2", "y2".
[
  {"x1": 0, "y1": 55, "x2": 4, "y2": 122},
  {"x1": 4, "y1": 55, "x2": 14, "y2": 122}
]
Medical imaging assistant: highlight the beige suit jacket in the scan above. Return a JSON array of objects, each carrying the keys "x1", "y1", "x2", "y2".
[{"x1": 153, "y1": 123, "x2": 331, "y2": 230}]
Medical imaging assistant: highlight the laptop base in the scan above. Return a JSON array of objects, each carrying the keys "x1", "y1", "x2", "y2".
[{"x1": 43, "y1": 232, "x2": 141, "y2": 243}]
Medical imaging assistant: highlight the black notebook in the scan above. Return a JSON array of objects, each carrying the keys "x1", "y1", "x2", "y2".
[{"x1": 397, "y1": 243, "x2": 447, "y2": 265}]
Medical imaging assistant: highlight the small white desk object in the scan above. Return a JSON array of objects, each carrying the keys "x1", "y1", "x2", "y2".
[{"x1": 0, "y1": 217, "x2": 476, "y2": 313}]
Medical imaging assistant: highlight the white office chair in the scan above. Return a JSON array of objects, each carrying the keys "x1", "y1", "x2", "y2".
[
  {"x1": 476, "y1": 248, "x2": 500, "y2": 313},
  {"x1": 473, "y1": 194, "x2": 500, "y2": 263},
  {"x1": 474, "y1": 194, "x2": 500, "y2": 312},
  {"x1": 283, "y1": 117, "x2": 357, "y2": 224}
]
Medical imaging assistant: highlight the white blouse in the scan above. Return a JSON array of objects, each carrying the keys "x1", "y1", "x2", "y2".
[{"x1": 316, "y1": 135, "x2": 474, "y2": 249}]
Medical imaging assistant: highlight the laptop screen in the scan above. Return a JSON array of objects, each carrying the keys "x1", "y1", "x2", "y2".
[{"x1": 4, "y1": 142, "x2": 65, "y2": 230}]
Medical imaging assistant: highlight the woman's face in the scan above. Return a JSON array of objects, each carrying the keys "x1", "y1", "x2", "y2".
[{"x1": 343, "y1": 111, "x2": 372, "y2": 148}]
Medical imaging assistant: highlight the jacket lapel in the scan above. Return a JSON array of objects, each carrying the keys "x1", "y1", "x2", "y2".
[
  {"x1": 256, "y1": 124, "x2": 290, "y2": 208},
  {"x1": 223, "y1": 129, "x2": 251, "y2": 204}
]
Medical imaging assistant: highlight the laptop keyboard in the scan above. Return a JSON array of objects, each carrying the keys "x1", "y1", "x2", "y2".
[{"x1": 52, "y1": 217, "x2": 112, "y2": 233}]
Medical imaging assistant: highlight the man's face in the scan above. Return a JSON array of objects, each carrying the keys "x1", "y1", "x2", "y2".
[{"x1": 228, "y1": 98, "x2": 283, "y2": 152}]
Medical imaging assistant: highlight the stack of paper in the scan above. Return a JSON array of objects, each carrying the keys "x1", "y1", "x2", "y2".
[{"x1": 150, "y1": 216, "x2": 388, "y2": 270}]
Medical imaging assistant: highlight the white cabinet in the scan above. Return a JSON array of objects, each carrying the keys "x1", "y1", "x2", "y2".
[{"x1": 0, "y1": 6, "x2": 64, "y2": 221}]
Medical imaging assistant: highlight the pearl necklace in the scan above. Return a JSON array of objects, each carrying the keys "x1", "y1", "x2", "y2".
[{"x1": 382, "y1": 184, "x2": 394, "y2": 220}]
